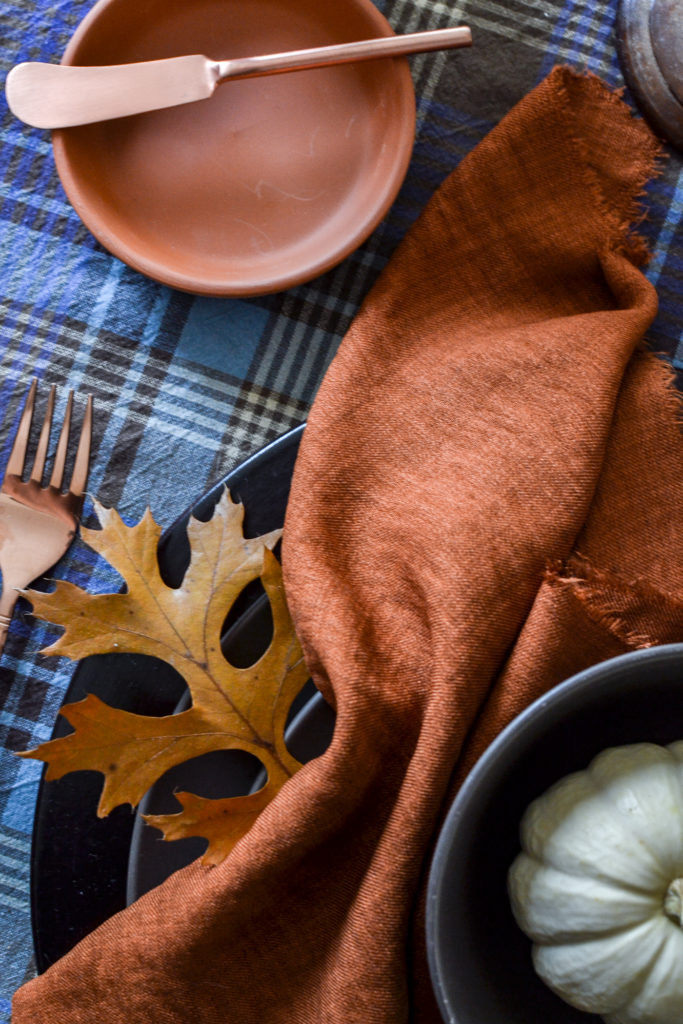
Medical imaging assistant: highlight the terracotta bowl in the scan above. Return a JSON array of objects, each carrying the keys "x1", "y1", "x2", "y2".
[{"x1": 53, "y1": 0, "x2": 416, "y2": 295}]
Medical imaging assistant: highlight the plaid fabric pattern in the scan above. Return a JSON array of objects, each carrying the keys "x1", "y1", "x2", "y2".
[{"x1": 0, "y1": 0, "x2": 681, "y2": 1016}]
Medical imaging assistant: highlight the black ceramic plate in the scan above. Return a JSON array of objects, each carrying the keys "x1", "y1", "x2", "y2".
[
  {"x1": 126, "y1": 638, "x2": 334, "y2": 904},
  {"x1": 30, "y1": 423, "x2": 334, "y2": 972}
]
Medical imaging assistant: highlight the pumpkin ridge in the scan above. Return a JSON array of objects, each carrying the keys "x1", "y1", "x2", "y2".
[
  {"x1": 603, "y1": 922, "x2": 674, "y2": 1024},
  {"x1": 522, "y1": 753, "x2": 671, "y2": 890},
  {"x1": 528, "y1": 915, "x2": 654, "y2": 947},
  {"x1": 590, "y1": 784, "x2": 671, "y2": 883},
  {"x1": 534, "y1": 917, "x2": 669, "y2": 1016},
  {"x1": 523, "y1": 803, "x2": 668, "y2": 897},
  {"x1": 518, "y1": 849, "x2": 659, "y2": 899},
  {"x1": 588, "y1": 744, "x2": 683, "y2": 882},
  {"x1": 528, "y1": 853, "x2": 662, "y2": 899},
  {"x1": 508, "y1": 856, "x2": 660, "y2": 949}
]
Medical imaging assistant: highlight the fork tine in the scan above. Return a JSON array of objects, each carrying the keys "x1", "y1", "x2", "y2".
[
  {"x1": 68, "y1": 394, "x2": 93, "y2": 497},
  {"x1": 29, "y1": 384, "x2": 56, "y2": 483},
  {"x1": 48, "y1": 390, "x2": 73, "y2": 490},
  {"x1": 5, "y1": 378, "x2": 37, "y2": 478}
]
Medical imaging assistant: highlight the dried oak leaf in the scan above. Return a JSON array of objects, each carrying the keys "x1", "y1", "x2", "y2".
[{"x1": 19, "y1": 491, "x2": 309, "y2": 865}]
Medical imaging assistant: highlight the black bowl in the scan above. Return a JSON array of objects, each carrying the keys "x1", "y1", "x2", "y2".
[{"x1": 426, "y1": 644, "x2": 683, "y2": 1024}]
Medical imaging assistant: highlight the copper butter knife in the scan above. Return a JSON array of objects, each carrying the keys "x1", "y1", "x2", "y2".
[{"x1": 6, "y1": 26, "x2": 472, "y2": 130}]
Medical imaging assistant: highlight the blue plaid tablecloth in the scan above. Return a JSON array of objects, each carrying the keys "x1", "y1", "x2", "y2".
[{"x1": 1, "y1": 0, "x2": 682, "y2": 1017}]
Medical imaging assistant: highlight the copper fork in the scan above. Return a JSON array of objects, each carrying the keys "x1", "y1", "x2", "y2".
[{"x1": 0, "y1": 379, "x2": 93, "y2": 652}]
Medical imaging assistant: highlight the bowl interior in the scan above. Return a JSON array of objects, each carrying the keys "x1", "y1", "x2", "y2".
[
  {"x1": 54, "y1": 0, "x2": 415, "y2": 295},
  {"x1": 427, "y1": 644, "x2": 683, "y2": 1024}
]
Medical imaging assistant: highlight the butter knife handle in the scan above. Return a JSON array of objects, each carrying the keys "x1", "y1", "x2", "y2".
[{"x1": 217, "y1": 26, "x2": 472, "y2": 82}]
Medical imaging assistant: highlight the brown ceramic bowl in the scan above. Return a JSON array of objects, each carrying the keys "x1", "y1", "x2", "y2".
[{"x1": 53, "y1": 0, "x2": 416, "y2": 295}]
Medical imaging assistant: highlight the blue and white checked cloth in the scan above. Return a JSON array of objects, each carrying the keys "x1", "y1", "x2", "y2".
[{"x1": 1, "y1": 0, "x2": 682, "y2": 1017}]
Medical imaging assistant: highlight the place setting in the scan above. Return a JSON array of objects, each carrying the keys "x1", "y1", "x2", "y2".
[
  {"x1": 5, "y1": 0, "x2": 470, "y2": 296},
  {"x1": 28, "y1": 418, "x2": 337, "y2": 970},
  {"x1": 1, "y1": 0, "x2": 683, "y2": 1023}
]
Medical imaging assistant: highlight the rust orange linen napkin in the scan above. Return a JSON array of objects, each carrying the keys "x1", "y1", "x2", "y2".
[{"x1": 14, "y1": 66, "x2": 683, "y2": 1024}]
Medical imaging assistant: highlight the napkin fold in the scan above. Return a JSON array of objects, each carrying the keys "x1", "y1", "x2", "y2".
[{"x1": 14, "y1": 66, "x2": 683, "y2": 1024}]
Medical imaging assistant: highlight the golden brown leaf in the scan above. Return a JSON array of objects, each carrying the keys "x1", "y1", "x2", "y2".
[
  {"x1": 19, "y1": 491, "x2": 309, "y2": 863},
  {"x1": 144, "y1": 787, "x2": 277, "y2": 867}
]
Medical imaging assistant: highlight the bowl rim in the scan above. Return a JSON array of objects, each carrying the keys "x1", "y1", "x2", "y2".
[
  {"x1": 51, "y1": 0, "x2": 417, "y2": 296},
  {"x1": 425, "y1": 642, "x2": 683, "y2": 1024}
]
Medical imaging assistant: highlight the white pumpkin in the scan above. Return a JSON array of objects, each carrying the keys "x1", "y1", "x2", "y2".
[{"x1": 508, "y1": 742, "x2": 683, "y2": 1024}]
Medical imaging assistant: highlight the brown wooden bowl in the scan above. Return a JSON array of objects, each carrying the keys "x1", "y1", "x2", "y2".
[{"x1": 53, "y1": 0, "x2": 416, "y2": 295}]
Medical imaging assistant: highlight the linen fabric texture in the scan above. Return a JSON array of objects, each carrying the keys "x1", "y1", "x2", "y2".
[{"x1": 13, "y1": 66, "x2": 683, "y2": 1023}]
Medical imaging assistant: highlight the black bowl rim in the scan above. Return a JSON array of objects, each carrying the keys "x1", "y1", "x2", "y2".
[{"x1": 425, "y1": 642, "x2": 683, "y2": 1024}]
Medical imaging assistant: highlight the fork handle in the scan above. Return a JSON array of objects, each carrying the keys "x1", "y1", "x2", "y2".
[
  {"x1": 0, "y1": 586, "x2": 19, "y2": 654},
  {"x1": 0, "y1": 611, "x2": 13, "y2": 653}
]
